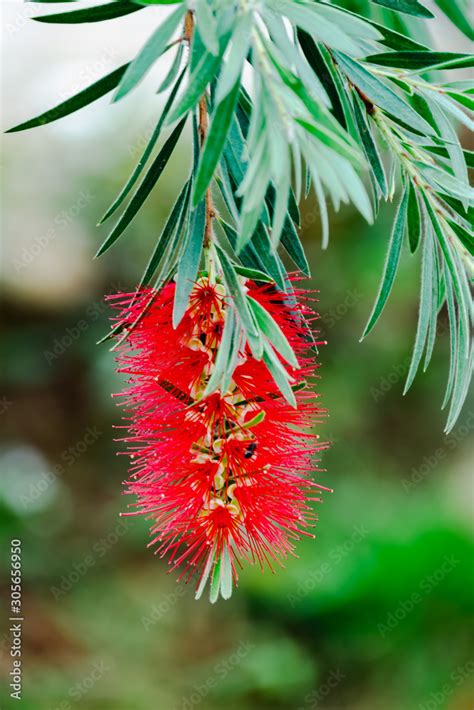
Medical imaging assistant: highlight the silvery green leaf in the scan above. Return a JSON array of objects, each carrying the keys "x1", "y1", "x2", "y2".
[
  {"x1": 194, "y1": 0, "x2": 219, "y2": 55},
  {"x1": 215, "y1": 11, "x2": 252, "y2": 103},
  {"x1": 335, "y1": 53, "x2": 434, "y2": 136},
  {"x1": 248, "y1": 296, "x2": 299, "y2": 368},
  {"x1": 113, "y1": 5, "x2": 186, "y2": 101},
  {"x1": 262, "y1": 342, "x2": 297, "y2": 408},
  {"x1": 173, "y1": 199, "x2": 206, "y2": 326},
  {"x1": 362, "y1": 185, "x2": 409, "y2": 338},
  {"x1": 404, "y1": 223, "x2": 434, "y2": 393},
  {"x1": 272, "y1": 0, "x2": 367, "y2": 56}
]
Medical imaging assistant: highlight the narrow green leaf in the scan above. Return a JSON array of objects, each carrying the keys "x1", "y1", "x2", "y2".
[
  {"x1": 233, "y1": 266, "x2": 274, "y2": 283},
  {"x1": 173, "y1": 199, "x2": 206, "y2": 326},
  {"x1": 195, "y1": 547, "x2": 216, "y2": 601},
  {"x1": 441, "y1": 271, "x2": 458, "y2": 410},
  {"x1": 34, "y1": 1, "x2": 141, "y2": 23},
  {"x1": 448, "y1": 220, "x2": 474, "y2": 256},
  {"x1": 113, "y1": 5, "x2": 186, "y2": 101},
  {"x1": 167, "y1": 36, "x2": 229, "y2": 123},
  {"x1": 209, "y1": 556, "x2": 221, "y2": 604},
  {"x1": 406, "y1": 181, "x2": 422, "y2": 254},
  {"x1": 215, "y1": 12, "x2": 252, "y2": 103},
  {"x1": 100, "y1": 68, "x2": 185, "y2": 223},
  {"x1": 157, "y1": 43, "x2": 184, "y2": 93},
  {"x1": 96, "y1": 117, "x2": 186, "y2": 257},
  {"x1": 434, "y1": 0, "x2": 474, "y2": 40},
  {"x1": 219, "y1": 546, "x2": 233, "y2": 600},
  {"x1": 194, "y1": 0, "x2": 219, "y2": 55},
  {"x1": 365, "y1": 51, "x2": 473, "y2": 71},
  {"x1": 352, "y1": 92, "x2": 388, "y2": 198},
  {"x1": 262, "y1": 343, "x2": 297, "y2": 408},
  {"x1": 404, "y1": 228, "x2": 434, "y2": 393},
  {"x1": 193, "y1": 80, "x2": 241, "y2": 206},
  {"x1": 204, "y1": 306, "x2": 237, "y2": 396},
  {"x1": 369, "y1": 0, "x2": 433, "y2": 17},
  {"x1": 362, "y1": 185, "x2": 409, "y2": 338},
  {"x1": 335, "y1": 53, "x2": 434, "y2": 135},
  {"x1": 139, "y1": 180, "x2": 190, "y2": 287},
  {"x1": 248, "y1": 297, "x2": 299, "y2": 368},
  {"x1": 274, "y1": 0, "x2": 367, "y2": 55},
  {"x1": 6, "y1": 63, "x2": 129, "y2": 133},
  {"x1": 296, "y1": 118, "x2": 362, "y2": 164},
  {"x1": 215, "y1": 244, "x2": 259, "y2": 337}
]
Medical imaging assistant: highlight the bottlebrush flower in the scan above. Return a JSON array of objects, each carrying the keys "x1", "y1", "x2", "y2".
[{"x1": 108, "y1": 276, "x2": 329, "y2": 602}]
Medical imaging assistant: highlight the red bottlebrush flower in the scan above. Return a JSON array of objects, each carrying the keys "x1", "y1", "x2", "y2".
[{"x1": 108, "y1": 277, "x2": 329, "y2": 601}]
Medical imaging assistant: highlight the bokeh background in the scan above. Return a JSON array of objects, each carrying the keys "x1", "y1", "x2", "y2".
[{"x1": 1, "y1": 3, "x2": 473, "y2": 709}]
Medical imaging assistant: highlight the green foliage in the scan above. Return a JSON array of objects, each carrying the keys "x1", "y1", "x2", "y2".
[{"x1": 8, "y1": 0, "x2": 473, "y2": 430}]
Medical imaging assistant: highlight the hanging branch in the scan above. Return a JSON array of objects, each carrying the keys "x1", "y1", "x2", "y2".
[{"x1": 7, "y1": 0, "x2": 473, "y2": 600}]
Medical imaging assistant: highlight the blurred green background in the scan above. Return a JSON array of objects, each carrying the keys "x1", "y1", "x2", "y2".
[{"x1": 1, "y1": 5, "x2": 473, "y2": 710}]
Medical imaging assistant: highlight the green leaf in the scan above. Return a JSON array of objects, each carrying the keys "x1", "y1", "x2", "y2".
[
  {"x1": 173, "y1": 199, "x2": 206, "y2": 326},
  {"x1": 100, "y1": 68, "x2": 185, "y2": 223},
  {"x1": 139, "y1": 180, "x2": 190, "y2": 287},
  {"x1": 362, "y1": 185, "x2": 409, "y2": 338},
  {"x1": 95, "y1": 117, "x2": 186, "y2": 257},
  {"x1": 265, "y1": 190, "x2": 310, "y2": 276},
  {"x1": 364, "y1": 19, "x2": 428, "y2": 51},
  {"x1": 157, "y1": 43, "x2": 184, "y2": 93},
  {"x1": 433, "y1": 0, "x2": 474, "y2": 40},
  {"x1": 233, "y1": 266, "x2": 274, "y2": 283},
  {"x1": 426, "y1": 95, "x2": 469, "y2": 208},
  {"x1": 368, "y1": 0, "x2": 433, "y2": 17},
  {"x1": 365, "y1": 51, "x2": 474, "y2": 71},
  {"x1": 132, "y1": 0, "x2": 185, "y2": 4},
  {"x1": 215, "y1": 244, "x2": 259, "y2": 338},
  {"x1": 204, "y1": 306, "x2": 237, "y2": 396},
  {"x1": 403, "y1": 227, "x2": 434, "y2": 392},
  {"x1": 194, "y1": 0, "x2": 219, "y2": 55},
  {"x1": 194, "y1": 547, "x2": 216, "y2": 601},
  {"x1": 34, "y1": 1, "x2": 141, "y2": 23},
  {"x1": 193, "y1": 80, "x2": 241, "y2": 206},
  {"x1": 406, "y1": 181, "x2": 423, "y2": 254},
  {"x1": 441, "y1": 271, "x2": 458, "y2": 410},
  {"x1": 6, "y1": 63, "x2": 129, "y2": 133},
  {"x1": 247, "y1": 296, "x2": 299, "y2": 368},
  {"x1": 352, "y1": 92, "x2": 388, "y2": 199},
  {"x1": 448, "y1": 220, "x2": 474, "y2": 256},
  {"x1": 262, "y1": 343, "x2": 296, "y2": 408},
  {"x1": 167, "y1": 36, "x2": 229, "y2": 123},
  {"x1": 273, "y1": 0, "x2": 368, "y2": 55},
  {"x1": 215, "y1": 12, "x2": 252, "y2": 103},
  {"x1": 296, "y1": 118, "x2": 362, "y2": 164},
  {"x1": 113, "y1": 5, "x2": 186, "y2": 101},
  {"x1": 334, "y1": 53, "x2": 434, "y2": 135}
]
